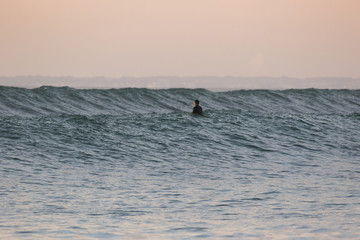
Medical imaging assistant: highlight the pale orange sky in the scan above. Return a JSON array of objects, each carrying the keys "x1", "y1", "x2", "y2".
[{"x1": 0, "y1": 0, "x2": 359, "y2": 78}]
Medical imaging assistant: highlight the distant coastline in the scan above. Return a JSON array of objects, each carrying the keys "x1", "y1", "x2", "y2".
[{"x1": 0, "y1": 76, "x2": 359, "y2": 90}]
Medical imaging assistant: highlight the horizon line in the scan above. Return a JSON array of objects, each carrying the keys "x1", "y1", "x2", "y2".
[{"x1": 1, "y1": 75, "x2": 360, "y2": 79}]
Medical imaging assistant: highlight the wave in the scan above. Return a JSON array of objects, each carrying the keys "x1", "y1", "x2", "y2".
[{"x1": 0, "y1": 86, "x2": 359, "y2": 117}]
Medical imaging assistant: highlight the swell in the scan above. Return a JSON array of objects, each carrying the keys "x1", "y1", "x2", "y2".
[
  {"x1": 2, "y1": 110, "x2": 360, "y2": 167},
  {"x1": 0, "y1": 86, "x2": 359, "y2": 117}
]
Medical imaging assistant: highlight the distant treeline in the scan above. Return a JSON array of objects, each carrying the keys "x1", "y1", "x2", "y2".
[{"x1": 0, "y1": 76, "x2": 359, "y2": 89}]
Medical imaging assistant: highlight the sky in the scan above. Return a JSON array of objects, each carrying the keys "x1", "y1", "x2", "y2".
[{"x1": 0, "y1": 0, "x2": 360, "y2": 78}]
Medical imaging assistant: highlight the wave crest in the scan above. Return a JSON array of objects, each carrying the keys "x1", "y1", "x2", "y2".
[{"x1": 0, "y1": 86, "x2": 359, "y2": 117}]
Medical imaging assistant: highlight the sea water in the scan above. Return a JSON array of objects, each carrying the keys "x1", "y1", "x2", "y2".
[{"x1": 0, "y1": 87, "x2": 359, "y2": 239}]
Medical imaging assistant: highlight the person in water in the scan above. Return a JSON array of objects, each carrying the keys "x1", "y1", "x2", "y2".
[{"x1": 192, "y1": 99, "x2": 203, "y2": 115}]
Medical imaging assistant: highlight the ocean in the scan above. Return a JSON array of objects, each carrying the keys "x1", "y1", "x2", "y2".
[{"x1": 0, "y1": 86, "x2": 359, "y2": 239}]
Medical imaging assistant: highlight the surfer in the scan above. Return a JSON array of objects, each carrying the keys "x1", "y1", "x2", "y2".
[{"x1": 192, "y1": 99, "x2": 203, "y2": 115}]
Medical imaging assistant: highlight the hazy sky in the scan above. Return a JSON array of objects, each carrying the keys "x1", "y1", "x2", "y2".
[{"x1": 1, "y1": 0, "x2": 360, "y2": 78}]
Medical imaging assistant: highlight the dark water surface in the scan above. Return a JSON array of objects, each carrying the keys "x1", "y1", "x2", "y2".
[{"x1": 1, "y1": 87, "x2": 359, "y2": 239}]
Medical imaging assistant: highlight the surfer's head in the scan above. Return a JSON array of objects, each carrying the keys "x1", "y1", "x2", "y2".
[{"x1": 194, "y1": 99, "x2": 199, "y2": 106}]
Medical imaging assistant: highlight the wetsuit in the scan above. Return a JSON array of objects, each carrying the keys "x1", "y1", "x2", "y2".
[{"x1": 192, "y1": 105, "x2": 203, "y2": 115}]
